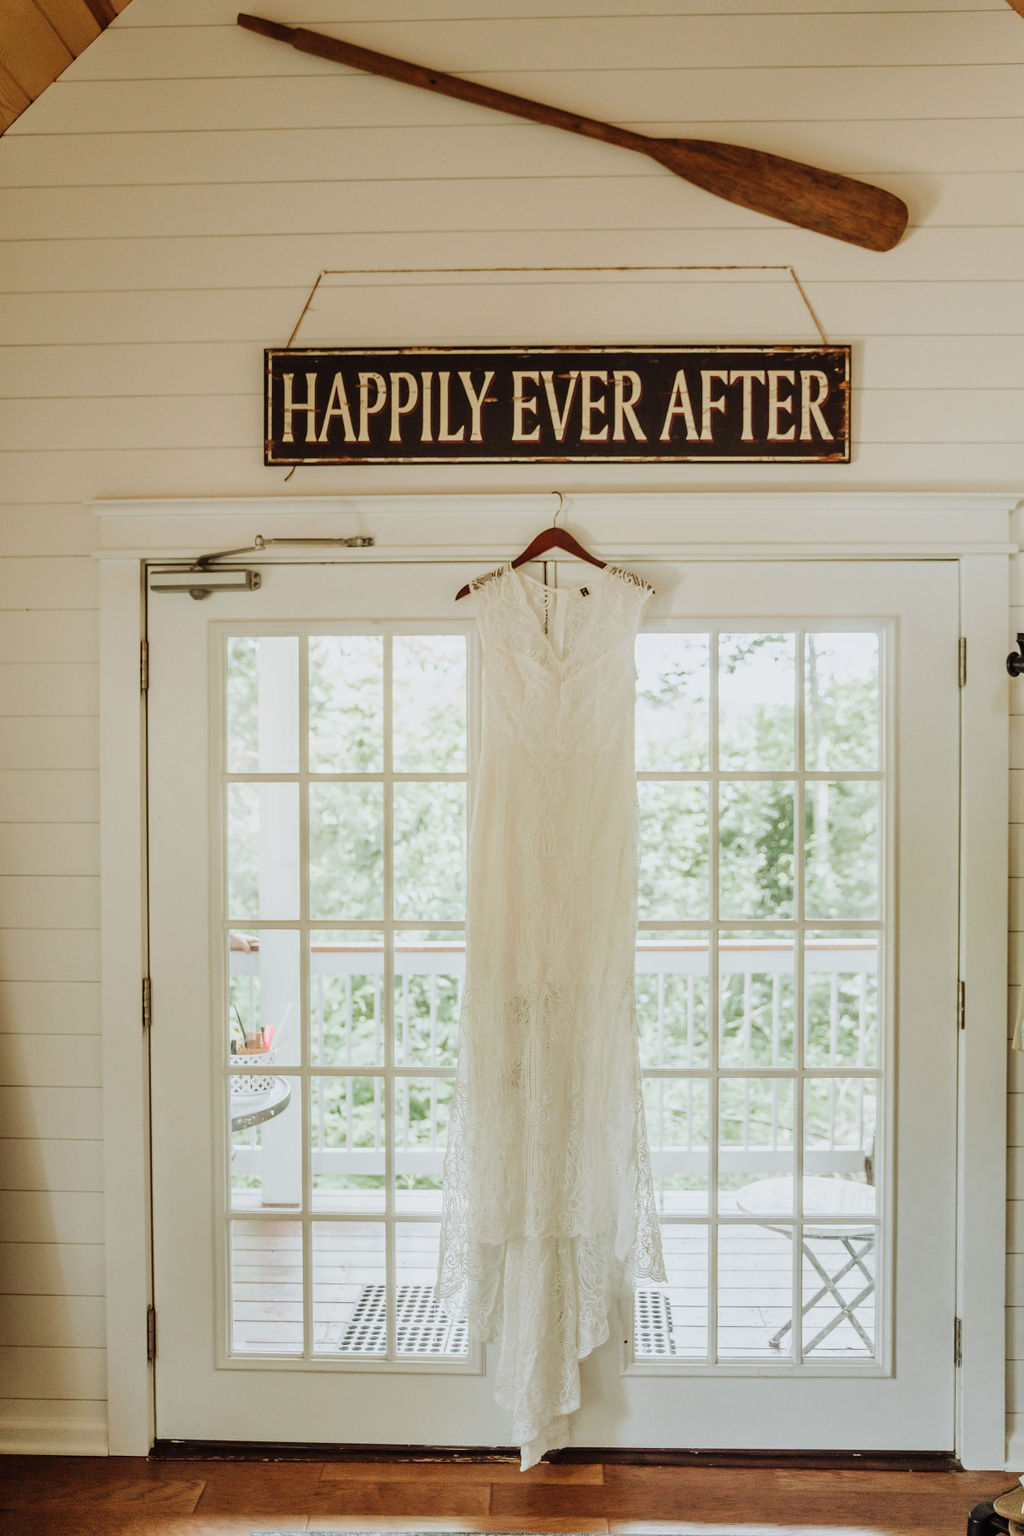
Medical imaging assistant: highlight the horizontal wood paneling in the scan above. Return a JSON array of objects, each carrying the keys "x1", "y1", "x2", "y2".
[
  {"x1": 20, "y1": 63, "x2": 1024, "y2": 136},
  {"x1": 1009, "y1": 1358, "x2": 1024, "y2": 1414},
  {"x1": 18, "y1": 281, "x2": 1024, "y2": 351},
  {"x1": 0, "y1": 278, "x2": 845, "y2": 346},
  {"x1": 0, "y1": 665, "x2": 98, "y2": 716},
  {"x1": 0, "y1": 1295, "x2": 105, "y2": 1348},
  {"x1": 0, "y1": 770, "x2": 99, "y2": 822},
  {"x1": 0, "y1": 876, "x2": 99, "y2": 929},
  {"x1": 16, "y1": 380, "x2": 1024, "y2": 444},
  {"x1": 0, "y1": 981, "x2": 100, "y2": 1035},
  {"x1": 1010, "y1": 1201, "x2": 1024, "y2": 1257},
  {"x1": 6, "y1": 227, "x2": 1024, "y2": 295},
  {"x1": 2, "y1": 171, "x2": 1022, "y2": 246},
  {"x1": 0, "y1": 508, "x2": 98, "y2": 560},
  {"x1": 4, "y1": 386, "x2": 1024, "y2": 454},
  {"x1": 0, "y1": 1189, "x2": 105, "y2": 1245},
  {"x1": 3, "y1": 279, "x2": 1024, "y2": 361},
  {"x1": 63, "y1": 12, "x2": 1024, "y2": 77},
  {"x1": 0, "y1": 1085, "x2": 102, "y2": 1141},
  {"x1": 7, "y1": 446, "x2": 1024, "y2": 508},
  {"x1": 0, "y1": 1241, "x2": 104, "y2": 1295},
  {"x1": 0, "y1": 718, "x2": 98, "y2": 772},
  {"x1": 118, "y1": 0, "x2": 1003, "y2": 19},
  {"x1": 0, "y1": 611, "x2": 98, "y2": 663},
  {"x1": 0, "y1": 929, "x2": 100, "y2": 982},
  {"x1": 6, "y1": 447, "x2": 1024, "y2": 509},
  {"x1": 5, "y1": 291, "x2": 1024, "y2": 401},
  {"x1": 8, "y1": 118, "x2": 1024, "y2": 190},
  {"x1": 0, "y1": 557, "x2": 97, "y2": 609},
  {"x1": 0, "y1": 824, "x2": 99, "y2": 878},
  {"x1": 1009, "y1": 1093, "x2": 1024, "y2": 1147},
  {"x1": 0, "y1": 1345, "x2": 105, "y2": 1400},
  {"x1": 1009, "y1": 1303, "x2": 1024, "y2": 1361},
  {"x1": 0, "y1": 1137, "x2": 104, "y2": 1192},
  {"x1": 0, "y1": 1032, "x2": 102, "y2": 1084}
]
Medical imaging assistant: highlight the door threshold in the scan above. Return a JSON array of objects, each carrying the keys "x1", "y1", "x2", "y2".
[{"x1": 149, "y1": 1440, "x2": 959, "y2": 1471}]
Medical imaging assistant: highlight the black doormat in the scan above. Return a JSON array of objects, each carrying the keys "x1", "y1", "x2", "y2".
[{"x1": 339, "y1": 1282, "x2": 468, "y2": 1354}]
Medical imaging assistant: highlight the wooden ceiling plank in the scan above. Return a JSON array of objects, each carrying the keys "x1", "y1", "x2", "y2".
[
  {"x1": 32, "y1": 0, "x2": 101, "y2": 55},
  {"x1": 82, "y1": 0, "x2": 118, "y2": 23},
  {"x1": 1004, "y1": 0, "x2": 1024, "y2": 16},
  {"x1": 0, "y1": 0, "x2": 73, "y2": 100},
  {"x1": 0, "y1": 58, "x2": 31, "y2": 129}
]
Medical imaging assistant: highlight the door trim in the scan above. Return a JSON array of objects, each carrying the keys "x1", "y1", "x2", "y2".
[{"x1": 97, "y1": 493, "x2": 1010, "y2": 1463}]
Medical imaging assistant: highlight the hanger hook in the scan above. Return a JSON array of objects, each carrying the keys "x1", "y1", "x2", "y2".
[{"x1": 552, "y1": 492, "x2": 564, "y2": 527}]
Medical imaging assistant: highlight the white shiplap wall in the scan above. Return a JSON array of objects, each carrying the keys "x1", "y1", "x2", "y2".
[{"x1": 2, "y1": 0, "x2": 1024, "y2": 1456}]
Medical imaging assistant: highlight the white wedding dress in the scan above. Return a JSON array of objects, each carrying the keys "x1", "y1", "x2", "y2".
[{"x1": 437, "y1": 561, "x2": 665, "y2": 1469}]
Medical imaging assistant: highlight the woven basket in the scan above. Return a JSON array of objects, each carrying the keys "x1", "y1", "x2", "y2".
[{"x1": 230, "y1": 1047, "x2": 277, "y2": 1096}]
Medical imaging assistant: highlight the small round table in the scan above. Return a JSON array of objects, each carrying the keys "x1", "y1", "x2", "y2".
[
  {"x1": 735, "y1": 1175, "x2": 876, "y2": 1354},
  {"x1": 230, "y1": 1076, "x2": 292, "y2": 1134}
]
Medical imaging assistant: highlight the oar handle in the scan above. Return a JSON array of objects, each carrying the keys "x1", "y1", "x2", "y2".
[{"x1": 237, "y1": 13, "x2": 645, "y2": 156}]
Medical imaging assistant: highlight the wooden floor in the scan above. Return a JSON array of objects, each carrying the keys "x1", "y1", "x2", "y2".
[{"x1": 0, "y1": 1453, "x2": 1010, "y2": 1536}]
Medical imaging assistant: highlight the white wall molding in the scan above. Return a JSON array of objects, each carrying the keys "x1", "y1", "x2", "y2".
[
  {"x1": 92, "y1": 491, "x2": 1019, "y2": 564},
  {"x1": 957, "y1": 556, "x2": 1010, "y2": 1470},
  {"x1": 99, "y1": 559, "x2": 154, "y2": 1457},
  {"x1": 96, "y1": 493, "x2": 1012, "y2": 1463},
  {"x1": 1006, "y1": 1424, "x2": 1024, "y2": 1471},
  {"x1": 0, "y1": 1409, "x2": 108, "y2": 1457}
]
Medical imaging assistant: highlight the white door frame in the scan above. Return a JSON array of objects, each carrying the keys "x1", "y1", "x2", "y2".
[{"x1": 96, "y1": 491, "x2": 1012, "y2": 1465}]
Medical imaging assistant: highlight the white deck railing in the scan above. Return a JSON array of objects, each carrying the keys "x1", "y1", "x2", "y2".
[{"x1": 230, "y1": 940, "x2": 877, "y2": 1189}]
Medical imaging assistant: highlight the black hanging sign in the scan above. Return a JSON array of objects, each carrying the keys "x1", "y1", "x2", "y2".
[{"x1": 265, "y1": 344, "x2": 850, "y2": 466}]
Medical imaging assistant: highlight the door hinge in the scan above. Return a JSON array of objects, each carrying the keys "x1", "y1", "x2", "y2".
[
  {"x1": 147, "y1": 1304, "x2": 157, "y2": 1363},
  {"x1": 142, "y1": 976, "x2": 152, "y2": 1032},
  {"x1": 957, "y1": 979, "x2": 966, "y2": 1031},
  {"x1": 140, "y1": 640, "x2": 150, "y2": 693},
  {"x1": 954, "y1": 1316, "x2": 962, "y2": 1368},
  {"x1": 958, "y1": 637, "x2": 967, "y2": 688}
]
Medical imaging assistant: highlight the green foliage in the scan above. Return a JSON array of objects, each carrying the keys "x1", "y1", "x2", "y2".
[{"x1": 226, "y1": 628, "x2": 882, "y2": 1185}]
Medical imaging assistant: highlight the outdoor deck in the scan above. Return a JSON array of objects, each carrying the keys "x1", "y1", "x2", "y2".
[{"x1": 230, "y1": 1215, "x2": 875, "y2": 1363}]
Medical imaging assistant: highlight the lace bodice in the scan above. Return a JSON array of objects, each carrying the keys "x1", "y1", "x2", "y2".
[{"x1": 437, "y1": 561, "x2": 665, "y2": 1468}]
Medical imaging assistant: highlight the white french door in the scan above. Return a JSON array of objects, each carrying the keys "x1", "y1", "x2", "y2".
[{"x1": 147, "y1": 555, "x2": 960, "y2": 1451}]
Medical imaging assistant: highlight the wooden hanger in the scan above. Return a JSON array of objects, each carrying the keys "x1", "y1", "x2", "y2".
[{"x1": 454, "y1": 498, "x2": 605, "y2": 600}]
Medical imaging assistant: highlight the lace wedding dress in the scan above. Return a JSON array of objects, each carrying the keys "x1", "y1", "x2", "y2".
[{"x1": 437, "y1": 560, "x2": 665, "y2": 1469}]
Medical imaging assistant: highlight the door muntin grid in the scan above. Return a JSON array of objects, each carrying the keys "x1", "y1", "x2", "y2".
[
  {"x1": 631, "y1": 625, "x2": 887, "y2": 1373},
  {"x1": 217, "y1": 624, "x2": 475, "y2": 1369},
  {"x1": 216, "y1": 618, "x2": 888, "y2": 1374}
]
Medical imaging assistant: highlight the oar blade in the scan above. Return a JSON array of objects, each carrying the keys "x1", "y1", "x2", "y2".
[{"x1": 651, "y1": 138, "x2": 908, "y2": 252}]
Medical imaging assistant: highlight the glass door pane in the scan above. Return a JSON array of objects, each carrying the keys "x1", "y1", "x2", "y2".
[
  {"x1": 149, "y1": 556, "x2": 958, "y2": 1452},
  {"x1": 634, "y1": 628, "x2": 884, "y2": 1367},
  {"x1": 222, "y1": 627, "x2": 469, "y2": 1363}
]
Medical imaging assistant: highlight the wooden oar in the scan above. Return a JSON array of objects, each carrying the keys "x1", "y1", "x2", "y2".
[{"x1": 237, "y1": 12, "x2": 908, "y2": 252}]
